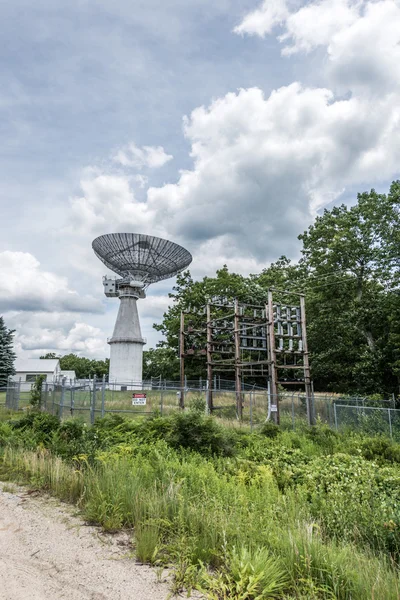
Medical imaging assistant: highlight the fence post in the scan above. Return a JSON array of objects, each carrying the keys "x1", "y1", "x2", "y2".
[
  {"x1": 5, "y1": 378, "x2": 10, "y2": 409},
  {"x1": 71, "y1": 384, "x2": 75, "y2": 416},
  {"x1": 250, "y1": 391, "x2": 253, "y2": 432},
  {"x1": 16, "y1": 378, "x2": 21, "y2": 411},
  {"x1": 90, "y1": 375, "x2": 96, "y2": 425},
  {"x1": 44, "y1": 381, "x2": 48, "y2": 411},
  {"x1": 101, "y1": 375, "x2": 106, "y2": 418},
  {"x1": 388, "y1": 408, "x2": 393, "y2": 440},
  {"x1": 311, "y1": 381, "x2": 316, "y2": 424},
  {"x1": 160, "y1": 384, "x2": 164, "y2": 416},
  {"x1": 334, "y1": 402, "x2": 338, "y2": 431},
  {"x1": 291, "y1": 393, "x2": 295, "y2": 430},
  {"x1": 59, "y1": 378, "x2": 65, "y2": 419}
]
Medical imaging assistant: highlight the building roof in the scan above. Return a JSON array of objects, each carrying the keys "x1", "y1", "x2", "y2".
[{"x1": 14, "y1": 358, "x2": 60, "y2": 373}]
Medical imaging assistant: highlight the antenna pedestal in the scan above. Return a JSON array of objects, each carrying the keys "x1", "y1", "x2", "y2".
[{"x1": 108, "y1": 286, "x2": 145, "y2": 388}]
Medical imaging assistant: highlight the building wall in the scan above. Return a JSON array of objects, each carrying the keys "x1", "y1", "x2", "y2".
[{"x1": 13, "y1": 371, "x2": 53, "y2": 392}]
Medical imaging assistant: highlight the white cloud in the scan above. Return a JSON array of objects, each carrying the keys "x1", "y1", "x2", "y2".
[
  {"x1": 145, "y1": 81, "x2": 400, "y2": 260},
  {"x1": 5, "y1": 311, "x2": 108, "y2": 358},
  {"x1": 134, "y1": 174, "x2": 149, "y2": 188},
  {"x1": 327, "y1": 1, "x2": 400, "y2": 94},
  {"x1": 234, "y1": 0, "x2": 289, "y2": 37},
  {"x1": 0, "y1": 251, "x2": 103, "y2": 313},
  {"x1": 113, "y1": 142, "x2": 173, "y2": 169},
  {"x1": 67, "y1": 172, "x2": 159, "y2": 236},
  {"x1": 235, "y1": 0, "x2": 400, "y2": 93},
  {"x1": 280, "y1": 0, "x2": 360, "y2": 55}
]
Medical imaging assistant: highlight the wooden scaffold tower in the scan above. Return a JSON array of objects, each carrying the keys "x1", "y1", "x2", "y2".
[{"x1": 179, "y1": 289, "x2": 314, "y2": 425}]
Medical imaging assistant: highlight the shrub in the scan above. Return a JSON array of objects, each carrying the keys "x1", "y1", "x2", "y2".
[
  {"x1": 360, "y1": 436, "x2": 400, "y2": 464},
  {"x1": 166, "y1": 411, "x2": 236, "y2": 456},
  {"x1": 0, "y1": 422, "x2": 16, "y2": 447},
  {"x1": 12, "y1": 412, "x2": 60, "y2": 445},
  {"x1": 30, "y1": 374, "x2": 46, "y2": 409},
  {"x1": 198, "y1": 546, "x2": 289, "y2": 599},
  {"x1": 259, "y1": 421, "x2": 281, "y2": 438},
  {"x1": 50, "y1": 419, "x2": 90, "y2": 459}
]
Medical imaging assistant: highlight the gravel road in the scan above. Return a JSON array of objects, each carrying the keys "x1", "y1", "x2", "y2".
[{"x1": 0, "y1": 483, "x2": 171, "y2": 600}]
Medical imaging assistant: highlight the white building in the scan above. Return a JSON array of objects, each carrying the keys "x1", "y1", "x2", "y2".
[{"x1": 12, "y1": 358, "x2": 61, "y2": 392}]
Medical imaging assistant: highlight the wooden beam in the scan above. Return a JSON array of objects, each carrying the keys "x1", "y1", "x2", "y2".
[
  {"x1": 206, "y1": 302, "x2": 213, "y2": 413},
  {"x1": 300, "y1": 295, "x2": 313, "y2": 425},
  {"x1": 234, "y1": 299, "x2": 243, "y2": 419}
]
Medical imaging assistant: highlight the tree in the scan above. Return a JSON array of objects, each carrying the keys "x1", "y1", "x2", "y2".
[
  {"x1": 40, "y1": 353, "x2": 110, "y2": 379},
  {"x1": 143, "y1": 347, "x2": 180, "y2": 380},
  {"x1": 57, "y1": 354, "x2": 109, "y2": 379},
  {"x1": 298, "y1": 182, "x2": 400, "y2": 394},
  {"x1": 0, "y1": 316, "x2": 16, "y2": 387}
]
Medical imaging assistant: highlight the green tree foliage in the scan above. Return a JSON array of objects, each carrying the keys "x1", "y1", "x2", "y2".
[
  {"x1": 40, "y1": 353, "x2": 109, "y2": 379},
  {"x1": 143, "y1": 347, "x2": 180, "y2": 380},
  {"x1": 299, "y1": 182, "x2": 400, "y2": 393},
  {"x1": 0, "y1": 316, "x2": 16, "y2": 387}
]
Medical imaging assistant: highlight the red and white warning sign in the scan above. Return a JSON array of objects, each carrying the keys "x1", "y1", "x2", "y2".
[{"x1": 132, "y1": 393, "x2": 147, "y2": 406}]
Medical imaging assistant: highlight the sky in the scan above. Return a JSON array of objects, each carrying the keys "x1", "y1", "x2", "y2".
[{"x1": 1, "y1": 0, "x2": 400, "y2": 359}]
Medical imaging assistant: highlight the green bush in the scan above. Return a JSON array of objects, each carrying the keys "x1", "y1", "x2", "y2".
[
  {"x1": 12, "y1": 412, "x2": 60, "y2": 445},
  {"x1": 166, "y1": 410, "x2": 236, "y2": 456},
  {"x1": 199, "y1": 546, "x2": 289, "y2": 599},
  {"x1": 50, "y1": 419, "x2": 92, "y2": 459},
  {"x1": 260, "y1": 421, "x2": 281, "y2": 438},
  {"x1": 30, "y1": 374, "x2": 46, "y2": 408},
  {"x1": 360, "y1": 436, "x2": 400, "y2": 464}
]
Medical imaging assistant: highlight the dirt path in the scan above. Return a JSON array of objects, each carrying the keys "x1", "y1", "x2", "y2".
[{"x1": 0, "y1": 483, "x2": 172, "y2": 600}]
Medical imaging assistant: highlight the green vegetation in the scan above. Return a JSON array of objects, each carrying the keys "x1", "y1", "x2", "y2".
[
  {"x1": 40, "y1": 352, "x2": 110, "y2": 379},
  {"x1": 29, "y1": 374, "x2": 46, "y2": 409},
  {"x1": 1, "y1": 408, "x2": 400, "y2": 598}
]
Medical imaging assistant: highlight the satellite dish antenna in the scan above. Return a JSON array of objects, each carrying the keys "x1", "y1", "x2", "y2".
[{"x1": 92, "y1": 233, "x2": 192, "y2": 387}]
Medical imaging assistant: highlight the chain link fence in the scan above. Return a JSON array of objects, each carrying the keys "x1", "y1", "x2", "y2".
[
  {"x1": 333, "y1": 404, "x2": 400, "y2": 441},
  {"x1": 3, "y1": 377, "x2": 400, "y2": 439},
  {"x1": 2, "y1": 380, "x2": 22, "y2": 411}
]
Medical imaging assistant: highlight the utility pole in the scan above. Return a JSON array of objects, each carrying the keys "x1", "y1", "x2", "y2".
[
  {"x1": 267, "y1": 291, "x2": 279, "y2": 424},
  {"x1": 234, "y1": 299, "x2": 242, "y2": 419},
  {"x1": 179, "y1": 311, "x2": 185, "y2": 409},
  {"x1": 300, "y1": 295, "x2": 313, "y2": 425},
  {"x1": 206, "y1": 302, "x2": 213, "y2": 413}
]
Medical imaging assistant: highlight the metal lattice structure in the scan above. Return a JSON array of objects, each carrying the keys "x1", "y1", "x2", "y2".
[{"x1": 92, "y1": 233, "x2": 192, "y2": 284}]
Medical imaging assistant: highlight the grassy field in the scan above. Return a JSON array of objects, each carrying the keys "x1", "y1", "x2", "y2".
[{"x1": 1, "y1": 408, "x2": 400, "y2": 598}]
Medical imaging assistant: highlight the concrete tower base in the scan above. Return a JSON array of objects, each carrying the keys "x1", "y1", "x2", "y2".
[{"x1": 108, "y1": 286, "x2": 145, "y2": 387}]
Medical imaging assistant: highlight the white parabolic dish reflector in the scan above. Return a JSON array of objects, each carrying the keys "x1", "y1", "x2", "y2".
[{"x1": 92, "y1": 233, "x2": 192, "y2": 284}]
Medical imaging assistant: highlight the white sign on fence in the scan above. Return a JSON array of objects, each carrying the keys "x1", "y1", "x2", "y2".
[
  {"x1": 132, "y1": 393, "x2": 147, "y2": 406},
  {"x1": 270, "y1": 404, "x2": 278, "y2": 412}
]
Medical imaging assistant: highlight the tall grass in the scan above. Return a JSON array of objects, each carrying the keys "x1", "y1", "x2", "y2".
[{"x1": 1, "y1": 444, "x2": 399, "y2": 599}]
